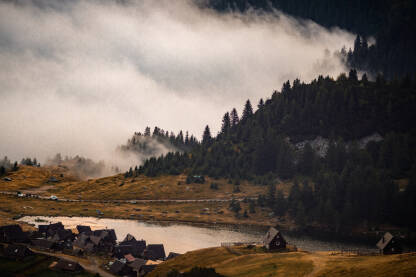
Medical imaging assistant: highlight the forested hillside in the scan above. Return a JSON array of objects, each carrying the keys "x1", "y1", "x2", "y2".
[
  {"x1": 202, "y1": 0, "x2": 416, "y2": 78},
  {"x1": 135, "y1": 74, "x2": 416, "y2": 231}
]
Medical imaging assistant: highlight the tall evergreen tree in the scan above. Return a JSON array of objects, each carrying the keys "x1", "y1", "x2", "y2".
[
  {"x1": 230, "y1": 108, "x2": 239, "y2": 127},
  {"x1": 241, "y1": 99, "x2": 253, "y2": 122},
  {"x1": 202, "y1": 125, "x2": 212, "y2": 145}
]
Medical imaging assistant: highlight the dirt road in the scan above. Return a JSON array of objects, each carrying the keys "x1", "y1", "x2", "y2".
[{"x1": 30, "y1": 248, "x2": 116, "y2": 277}]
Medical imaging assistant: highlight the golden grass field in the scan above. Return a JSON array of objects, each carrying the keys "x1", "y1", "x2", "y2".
[
  {"x1": 0, "y1": 165, "x2": 289, "y2": 200},
  {"x1": 0, "y1": 165, "x2": 284, "y2": 227},
  {"x1": 149, "y1": 246, "x2": 416, "y2": 277}
]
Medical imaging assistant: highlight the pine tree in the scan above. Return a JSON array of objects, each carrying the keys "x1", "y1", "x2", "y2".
[
  {"x1": 221, "y1": 112, "x2": 231, "y2": 134},
  {"x1": 202, "y1": 125, "x2": 212, "y2": 145},
  {"x1": 230, "y1": 108, "x2": 239, "y2": 127},
  {"x1": 241, "y1": 99, "x2": 253, "y2": 122},
  {"x1": 258, "y1": 98, "x2": 264, "y2": 109}
]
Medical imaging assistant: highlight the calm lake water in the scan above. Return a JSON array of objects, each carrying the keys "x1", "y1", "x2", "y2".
[{"x1": 20, "y1": 216, "x2": 375, "y2": 254}]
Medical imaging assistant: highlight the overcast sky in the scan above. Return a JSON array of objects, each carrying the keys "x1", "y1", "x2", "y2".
[{"x1": 0, "y1": 0, "x2": 354, "y2": 167}]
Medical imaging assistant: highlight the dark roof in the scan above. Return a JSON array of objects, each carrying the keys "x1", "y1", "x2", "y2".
[
  {"x1": 167, "y1": 252, "x2": 181, "y2": 260},
  {"x1": 144, "y1": 244, "x2": 166, "y2": 260},
  {"x1": 94, "y1": 229, "x2": 117, "y2": 242},
  {"x1": 139, "y1": 264, "x2": 157, "y2": 275},
  {"x1": 377, "y1": 232, "x2": 394, "y2": 250},
  {"x1": 263, "y1": 227, "x2": 281, "y2": 245},
  {"x1": 48, "y1": 222, "x2": 64, "y2": 231},
  {"x1": 38, "y1": 225, "x2": 49, "y2": 234},
  {"x1": 0, "y1": 224, "x2": 29, "y2": 243},
  {"x1": 90, "y1": 235, "x2": 103, "y2": 246},
  {"x1": 121, "y1": 233, "x2": 137, "y2": 245},
  {"x1": 110, "y1": 260, "x2": 135, "y2": 276},
  {"x1": 76, "y1": 225, "x2": 92, "y2": 234},
  {"x1": 73, "y1": 233, "x2": 89, "y2": 248},
  {"x1": 4, "y1": 244, "x2": 34, "y2": 259},
  {"x1": 114, "y1": 245, "x2": 136, "y2": 258},
  {"x1": 84, "y1": 242, "x2": 95, "y2": 253},
  {"x1": 52, "y1": 259, "x2": 83, "y2": 272},
  {"x1": 128, "y1": 258, "x2": 147, "y2": 271},
  {"x1": 31, "y1": 238, "x2": 56, "y2": 249}
]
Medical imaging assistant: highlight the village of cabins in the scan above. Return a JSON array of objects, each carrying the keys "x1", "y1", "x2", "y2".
[{"x1": 0, "y1": 221, "x2": 402, "y2": 277}]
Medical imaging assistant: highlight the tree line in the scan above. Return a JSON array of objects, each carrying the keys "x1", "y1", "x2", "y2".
[{"x1": 133, "y1": 74, "x2": 416, "y2": 230}]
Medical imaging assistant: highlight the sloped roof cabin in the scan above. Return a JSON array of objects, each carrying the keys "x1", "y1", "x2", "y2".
[
  {"x1": 376, "y1": 232, "x2": 402, "y2": 254},
  {"x1": 0, "y1": 224, "x2": 29, "y2": 243},
  {"x1": 263, "y1": 227, "x2": 286, "y2": 250}
]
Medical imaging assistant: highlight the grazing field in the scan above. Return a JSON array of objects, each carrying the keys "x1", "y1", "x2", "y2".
[
  {"x1": 0, "y1": 194, "x2": 278, "y2": 228},
  {"x1": 0, "y1": 165, "x2": 291, "y2": 201},
  {"x1": 149, "y1": 246, "x2": 416, "y2": 277}
]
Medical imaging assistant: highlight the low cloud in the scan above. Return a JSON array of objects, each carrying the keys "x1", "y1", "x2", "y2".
[{"x1": 0, "y1": 0, "x2": 354, "y2": 169}]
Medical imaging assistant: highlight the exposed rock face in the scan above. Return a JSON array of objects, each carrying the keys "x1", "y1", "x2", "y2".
[{"x1": 294, "y1": 133, "x2": 384, "y2": 157}]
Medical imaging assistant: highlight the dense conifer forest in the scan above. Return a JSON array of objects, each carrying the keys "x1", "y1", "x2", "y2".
[
  {"x1": 203, "y1": 0, "x2": 416, "y2": 78},
  {"x1": 133, "y1": 74, "x2": 416, "y2": 231}
]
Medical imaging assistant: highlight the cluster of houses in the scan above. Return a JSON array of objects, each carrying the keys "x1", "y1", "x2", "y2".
[{"x1": 0, "y1": 223, "x2": 180, "y2": 277}]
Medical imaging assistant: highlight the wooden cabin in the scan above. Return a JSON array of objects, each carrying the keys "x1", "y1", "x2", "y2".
[
  {"x1": 263, "y1": 227, "x2": 287, "y2": 251},
  {"x1": 376, "y1": 232, "x2": 402, "y2": 254}
]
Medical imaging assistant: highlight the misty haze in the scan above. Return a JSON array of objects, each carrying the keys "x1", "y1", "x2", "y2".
[
  {"x1": 0, "y1": 1, "x2": 415, "y2": 277},
  {"x1": 0, "y1": 0, "x2": 352, "y2": 167}
]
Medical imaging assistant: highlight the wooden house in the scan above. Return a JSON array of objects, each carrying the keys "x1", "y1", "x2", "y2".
[
  {"x1": 376, "y1": 232, "x2": 402, "y2": 254},
  {"x1": 262, "y1": 227, "x2": 287, "y2": 251},
  {"x1": 0, "y1": 225, "x2": 29, "y2": 243}
]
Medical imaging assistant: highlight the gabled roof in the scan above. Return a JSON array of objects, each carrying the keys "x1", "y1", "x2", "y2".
[
  {"x1": 90, "y1": 235, "x2": 103, "y2": 246},
  {"x1": 144, "y1": 244, "x2": 166, "y2": 260},
  {"x1": 56, "y1": 229, "x2": 73, "y2": 241},
  {"x1": 376, "y1": 232, "x2": 394, "y2": 250},
  {"x1": 121, "y1": 233, "x2": 137, "y2": 245},
  {"x1": 73, "y1": 233, "x2": 89, "y2": 248},
  {"x1": 0, "y1": 224, "x2": 29, "y2": 242},
  {"x1": 48, "y1": 222, "x2": 64, "y2": 231},
  {"x1": 263, "y1": 227, "x2": 281, "y2": 245},
  {"x1": 76, "y1": 225, "x2": 92, "y2": 234},
  {"x1": 94, "y1": 229, "x2": 117, "y2": 242},
  {"x1": 167, "y1": 252, "x2": 181, "y2": 260},
  {"x1": 128, "y1": 258, "x2": 147, "y2": 271}
]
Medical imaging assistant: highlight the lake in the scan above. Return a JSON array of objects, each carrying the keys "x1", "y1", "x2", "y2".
[{"x1": 20, "y1": 216, "x2": 375, "y2": 254}]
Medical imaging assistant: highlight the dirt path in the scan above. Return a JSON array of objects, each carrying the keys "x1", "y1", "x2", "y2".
[
  {"x1": 304, "y1": 252, "x2": 330, "y2": 277},
  {"x1": 30, "y1": 248, "x2": 116, "y2": 277},
  {"x1": 0, "y1": 190, "x2": 253, "y2": 203}
]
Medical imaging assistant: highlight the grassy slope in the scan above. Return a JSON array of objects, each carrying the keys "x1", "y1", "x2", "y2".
[
  {"x1": 1, "y1": 166, "x2": 284, "y2": 200},
  {"x1": 149, "y1": 246, "x2": 416, "y2": 277},
  {"x1": 0, "y1": 255, "x2": 94, "y2": 277},
  {"x1": 0, "y1": 166, "x2": 282, "y2": 227}
]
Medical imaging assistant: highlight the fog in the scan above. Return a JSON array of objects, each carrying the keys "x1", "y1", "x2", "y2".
[{"x1": 0, "y1": 0, "x2": 354, "y2": 168}]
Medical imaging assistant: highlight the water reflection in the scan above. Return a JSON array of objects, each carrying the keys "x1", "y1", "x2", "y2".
[{"x1": 20, "y1": 216, "x2": 374, "y2": 254}]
